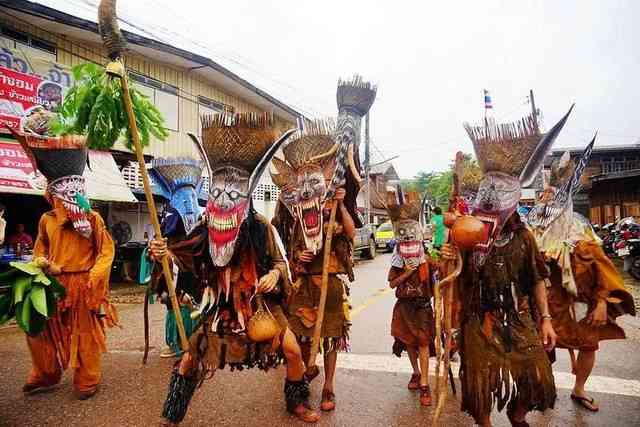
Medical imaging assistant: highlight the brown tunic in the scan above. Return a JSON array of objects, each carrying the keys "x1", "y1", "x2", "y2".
[
  {"x1": 389, "y1": 264, "x2": 435, "y2": 350},
  {"x1": 459, "y1": 227, "x2": 556, "y2": 423},
  {"x1": 548, "y1": 240, "x2": 636, "y2": 351},
  {"x1": 286, "y1": 220, "x2": 352, "y2": 344}
]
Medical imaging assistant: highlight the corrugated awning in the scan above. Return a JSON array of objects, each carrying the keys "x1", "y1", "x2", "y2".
[{"x1": 0, "y1": 138, "x2": 136, "y2": 203}]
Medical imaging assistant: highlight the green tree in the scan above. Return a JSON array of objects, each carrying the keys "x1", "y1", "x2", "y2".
[{"x1": 404, "y1": 152, "x2": 481, "y2": 210}]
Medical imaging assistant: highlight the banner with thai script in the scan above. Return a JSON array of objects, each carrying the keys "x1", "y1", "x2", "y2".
[{"x1": 0, "y1": 47, "x2": 72, "y2": 134}]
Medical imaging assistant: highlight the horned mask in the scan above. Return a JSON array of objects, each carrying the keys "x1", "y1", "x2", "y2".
[
  {"x1": 463, "y1": 105, "x2": 574, "y2": 266},
  {"x1": 527, "y1": 136, "x2": 596, "y2": 253},
  {"x1": 193, "y1": 112, "x2": 294, "y2": 267},
  {"x1": 385, "y1": 188, "x2": 425, "y2": 265}
]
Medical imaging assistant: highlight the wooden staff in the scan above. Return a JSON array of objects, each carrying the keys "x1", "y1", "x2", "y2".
[
  {"x1": 121, "y1": 70, "x2": 190, "y2": 352},
  {"x1": 307, "y1": 200, "x2": 339, "y2": 372},
  {"x1": 98, "y1": 0, "x2": 189, "y2": 356},
  {"x1": 432, "y1": 152, "x2": 464, "y2": 425}
]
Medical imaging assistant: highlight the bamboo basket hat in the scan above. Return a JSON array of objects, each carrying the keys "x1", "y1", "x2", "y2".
[{"x1": 9, "y1": 129, "x2": 88, "y2": 181}]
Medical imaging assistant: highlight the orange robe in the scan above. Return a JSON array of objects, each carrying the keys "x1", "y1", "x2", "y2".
[
  {"x1": 25, "y1": 208, "x2": 116, "y2": 392},
  {"x1": 548, "y1": 240, "x2": 636, "y2": 351}
]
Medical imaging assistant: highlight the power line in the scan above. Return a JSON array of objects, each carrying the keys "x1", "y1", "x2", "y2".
[{"x1": 2, "y1": 8, "x2": 324, "y2": 118}]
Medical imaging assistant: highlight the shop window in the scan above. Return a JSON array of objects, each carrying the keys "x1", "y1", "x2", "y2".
[{"x1": 129, "y1": 72, "x2": 179, "y2": 131}]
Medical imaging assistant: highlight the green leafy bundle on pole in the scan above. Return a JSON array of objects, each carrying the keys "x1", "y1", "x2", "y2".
[{"x1": 50, "y1": 62, "x2": 169, "y2": 150}]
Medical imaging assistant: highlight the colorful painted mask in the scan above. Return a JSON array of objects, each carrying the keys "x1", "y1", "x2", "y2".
[
  {"x1": 48, "y1": 175, "x2": 92, "y2": 238},
  {"x1": 195, "y1": 112, "x2": 294, "y2": 267},
  {"x1": 9, "y1": 129, "x2": 92, "y2": 238},
  {"x1": 385, "y1": 188, "x2": 425, "y2": 265},
  {"x1": 272, "y1": 76, "x2": 376, "y2": 252},
  {"x1": 150, "y1": 157, "x2": 204, "y2": 236},
  {"x1": 271, "y1": 122, "x2": 337, "y2": 253},
  {"x1": 464, "y1": 105, "x2": 574, "y2": 266}
]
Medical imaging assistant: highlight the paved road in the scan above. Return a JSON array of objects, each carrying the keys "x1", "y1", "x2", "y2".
[{"x1": 1, "y1": 253, "x2": 639, "y2": 426}]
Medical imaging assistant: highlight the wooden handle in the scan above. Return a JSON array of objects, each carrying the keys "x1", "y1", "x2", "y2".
[
  {"x1": 307, "y1": 201, "x2": 338, "y2": 368},
  {"x1": 119, "y1": 67, "x2": 190, "y2": 352}
]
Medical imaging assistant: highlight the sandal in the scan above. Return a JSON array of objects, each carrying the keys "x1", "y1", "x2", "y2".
[
  {"x1": 419, "y1": 385, "x2": 432, "y2": 406},
  {"x1": 408, "y1": 373, "x2": 420, "y2": 390},
  {"x1": 571, "y1": 394, "x2": 599, "y2": 412},
  {"x1": 293, "y1": 403, "x2": 320, "y2": 423},
  {"x1": 320, "y1": 389, "x2": 336, "y2": 412}
]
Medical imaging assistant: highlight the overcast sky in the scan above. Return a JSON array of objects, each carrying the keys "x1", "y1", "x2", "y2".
[{"x1": 131, "y1": 0, "x2": 640, "y2": 178}]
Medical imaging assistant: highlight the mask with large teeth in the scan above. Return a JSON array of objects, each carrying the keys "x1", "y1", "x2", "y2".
[
  {"x1": 48, "y1": 175, "x2": 92, "y2": 238},
  {"x1": 272, "y1": 160, "x2": 335, "y2": 253},
  {"x1": 470, "y1": 172, "x2": 521, "y2": 266},
  {"x1": 206, "y1": 166, "x2": 250, "y2": 266},
  {"x1": 393, "y1": 219, "x2": 425, "y2": 264}
]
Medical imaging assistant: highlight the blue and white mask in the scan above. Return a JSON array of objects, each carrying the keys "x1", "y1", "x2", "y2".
[{"x1": 150, "y1": 157, "x2": 204, "y2": 236}]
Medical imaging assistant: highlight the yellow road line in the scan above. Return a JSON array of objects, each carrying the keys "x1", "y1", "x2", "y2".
[{"x1": 350, "y1": 287, "x2": 394, "y2": 318}]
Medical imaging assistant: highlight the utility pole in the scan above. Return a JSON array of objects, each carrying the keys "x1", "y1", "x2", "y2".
[
  {"x1": 529, "y1": 89, "x2": 538, "y2": 132},
  {"x1": 364, "y1": 112, "x2": 371, "y2": 224}
]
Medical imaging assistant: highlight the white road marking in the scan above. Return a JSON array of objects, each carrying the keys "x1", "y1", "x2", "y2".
[{"x1": 328, "y1": 353, "x2": 640, "y2": 398}]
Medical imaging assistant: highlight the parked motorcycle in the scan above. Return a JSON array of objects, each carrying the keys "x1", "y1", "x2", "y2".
[{"x1": 625, "y1": 238, "x2": 640, "y2": 280}]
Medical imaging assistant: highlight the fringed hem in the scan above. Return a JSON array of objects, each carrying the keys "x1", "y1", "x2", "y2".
[
  {"x1": 297, "y1": 335, "x2": 350, "y2": 353},
  {"x1": 459, "y1": 317, "x2": 556, "y2": 423}
]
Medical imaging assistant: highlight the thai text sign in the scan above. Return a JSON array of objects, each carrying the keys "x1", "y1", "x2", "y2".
[{"x1": 0, "y1": 47, "x2": 72, "y2": 134}]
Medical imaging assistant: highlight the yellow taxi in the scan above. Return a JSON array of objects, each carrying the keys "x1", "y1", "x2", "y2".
[{"x1": 375, "y1": 221, "x2": 395, "y2": 252}]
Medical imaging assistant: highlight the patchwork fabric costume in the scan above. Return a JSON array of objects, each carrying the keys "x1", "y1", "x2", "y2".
[
  {"x1": 527, "y1": 141, "x2": 636, "y2": 353},
  {"x1": 149, "y1": 157, "x2": 204, "y2": 355},
  {"x1": 13, "y1": 131, "x2": 116, "y2": 396},
  {"x1": 457, "y1": 107, "x2": 573, "y2": 423},
  {"x1": 159, "y1": 113, "x2": 300, "y2": 425}
]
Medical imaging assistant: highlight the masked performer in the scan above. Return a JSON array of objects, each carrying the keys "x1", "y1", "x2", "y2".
[
  {"x1": 151, "y1": 113, "x2": 320, "y2": 426},
  {"x1": 441, "y1": 108, "x2": 574, "y2": 426},
  {"x1": 527, "y1": 141, "x2": 636, "y2": 412},
  {"x1": 13, "y1": 131, "x2": 116, "y2": 400},
  {"x1": 271, "y1": 77, "x2": 373, "y2": 411},
  {"x1": 384, "y1": 188, "x2": 435, "y2": 406},
  {"x1": 149, "y1": 157, "x2": 204, "y2": 358}
]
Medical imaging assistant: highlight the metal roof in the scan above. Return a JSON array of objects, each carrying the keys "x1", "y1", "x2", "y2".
[{"x1": 1, "y1": 0, "x2": 304, "y2": 121}]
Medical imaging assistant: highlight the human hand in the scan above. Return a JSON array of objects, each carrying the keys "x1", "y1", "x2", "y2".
[
  {"x1": 440, "y1": 243, "x2": 459, "y2": 261},
  {"x1": 257, "y1": 269, "x2": 280, "y2": 294},
  {"x1": 333, "y1": 188, "x2": 346, "y2": 202},
  {"x1": 298, "y1": 249, "x2": 315, "y2": 263},
  {"x1": 404, "y1": 259, "x2": 419, "y2": 272},
  {"x1": 540, "y1": 319, "x2": 557, "y2": 352},
  {"x1": 587, "y1": 299, "x2": 608, "y2": 326},
  {"x1": 149, "y1": 238, "x2": 168, "y2": 260}
]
